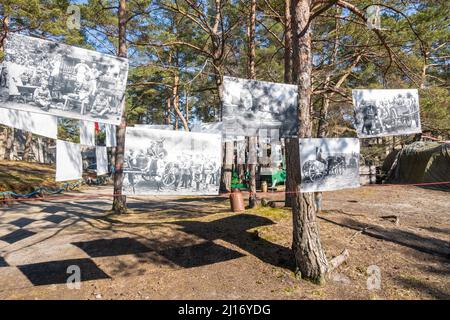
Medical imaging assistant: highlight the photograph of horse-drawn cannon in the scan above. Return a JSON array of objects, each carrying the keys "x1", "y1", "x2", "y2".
[
  {"x1": 124, "y1": 139, "x2": 178, "y2": 193},
  {"x1": 353, "y1": 89, "x2": 421, "y2": 138},
  {"x1": 299, "y1": 138, "x2": 360, "y2": 192},
  {"x1": 302, "y1": 155, "x2": 346, "y2": 183},
  {"x1": 123, "y1": 128, "x2": 222, "y2": 195}
]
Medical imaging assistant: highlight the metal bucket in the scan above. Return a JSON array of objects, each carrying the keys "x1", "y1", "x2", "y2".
[
  {"x1": 261, "y1": 181, "x2": 268, "y2": 193},
  {"x1": 230, "y1": 188, "x2": 245, "y2": 212}
]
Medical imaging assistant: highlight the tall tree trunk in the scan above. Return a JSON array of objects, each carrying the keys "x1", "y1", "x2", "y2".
[
  {"x1": 215, "y1": 64, "x2": 232, "y2": 193},
  {"x1": 284, "y1": 137, "x2": 297, "y2": 207},
  {"x1": 290, "y1": 0, "x2": 329, "y2": 283},
  {"x1": 112, "y1": 0, "x2": 128, "y2": 214},
  {"x1": 247, "y1": 0, "x2": 257, "y2": 207},
  {"x1": 284, "y1": 0, "x2": 296, "y2": 207},
  {"x1": 23, "y1": 132, "x2": 33, "y2": 161},
  {"x1": 284, "y1": 0, "x2": 292, "y2": 84}
]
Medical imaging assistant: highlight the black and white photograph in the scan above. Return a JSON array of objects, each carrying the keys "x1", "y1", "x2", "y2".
[
  {"x1": 0, "y1": 33, "x2": 128, "y2": 125},
  {"x1": 222, "y1": 76, "x2": 298, "y2": 137},
  {"x1": 123, "y1": 128, "x2": 222, "y2": 195},
  {"x1": 352, "y1": 89, "x2": 421, "y2": 138},
  {"x1": 299, "y1": 138, "x2": 360, "y2": 192}
]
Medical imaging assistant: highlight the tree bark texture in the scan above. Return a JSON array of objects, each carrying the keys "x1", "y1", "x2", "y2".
[
  {"x1": 290, "y1": 0, "x2": 329, "y2": 282},
  {"x1": 112, "y1": 0, "x2": 128, "y2": 214}
]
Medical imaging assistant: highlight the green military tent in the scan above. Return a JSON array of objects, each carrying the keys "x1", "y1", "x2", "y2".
[{"x1": 383, "y1": 141, "x2": 450, "y2": 190}]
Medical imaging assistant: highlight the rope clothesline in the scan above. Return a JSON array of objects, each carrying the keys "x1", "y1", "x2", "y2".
[{"x1": 1, "y1": 180, "x2": 448, "y2": 203}]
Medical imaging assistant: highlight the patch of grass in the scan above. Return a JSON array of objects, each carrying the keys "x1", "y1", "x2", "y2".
[
  {"x1": 312, "y1": 289, "x2": 325, "y2": 297},
  {"x1": 255, "y1": 229, "x2": 277, "y2": 242},
  {"x1": 248, "y1": 206, "x2": 290, "y2": 221},
  {"x1": 283, "y1": 286, "x2": 296, "y2": 294},
  {"x1": 399, "y1": 273, "x2": 423, "y2": 283},
  {"x1": 0, "y1": 160, "x2": 62, "y2": 194},
  {"x1": 369, "y1": 293, "x2": 380, "y2": 300}
]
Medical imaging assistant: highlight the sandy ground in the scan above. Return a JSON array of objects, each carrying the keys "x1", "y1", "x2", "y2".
[{"x1": 0, "y1": 185, "x2": 448, "y2": 300}]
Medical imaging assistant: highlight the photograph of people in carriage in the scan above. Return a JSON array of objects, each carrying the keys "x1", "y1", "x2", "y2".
[
  {"x1": 222, "y1": 76, "x2": 298, "y2": 138},
  {"x1": 0, "y1": 33, "x2": 128, "y2": 125},
  {"x1": 123, "y1": 128, "x2": 222, "y2": 195},
  {"x1": 352, "y1": 89, "x2": 421, "y2": 138},
  {"x1": 299, "y1": 138, "x2": 360, "y2": 193}
]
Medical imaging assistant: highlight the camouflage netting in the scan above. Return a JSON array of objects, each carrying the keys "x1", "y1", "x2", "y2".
[{"x1": 383, "y1": 141, "x2": 450, "y2": 190}]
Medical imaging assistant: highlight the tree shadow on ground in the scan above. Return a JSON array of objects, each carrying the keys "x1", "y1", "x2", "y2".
[
  {"x1": 319, "y1": 215, "x2": 450, "y2": 261},
  {"x1": 170, "y1": 214, "x2": 295, "y2": 271},
  {"x1": 394, "y1": 275, "x2": 450, "y2": 299},
  {"x1": 1, "y1": 197, "x2": 295, "y2": 286}
]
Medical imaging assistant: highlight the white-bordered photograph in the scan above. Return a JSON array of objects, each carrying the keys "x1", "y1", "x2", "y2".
[
  {"x1": 55, "y1": 139, "x2": 82, "y2": 182},
  {"x1": 299, "y1": 138, "x2": 360, "y2": 192},
  {"x1": 222, "y1": 76, "x2": 298, "y2": 137},
  {"x1": 352, "y1": 89, "x2": 421, "y2": 138},
  {"x1": 0, "y1": 33, "x2": 128, "y2": 125},
  {"x1": 123, "y1": 128, "x2": 222, "y2": 195}
]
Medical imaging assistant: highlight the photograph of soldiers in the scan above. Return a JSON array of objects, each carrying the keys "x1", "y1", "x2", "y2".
[
  {"x1": 353, "y1": 89, "x2": 421, "y2": 138},
  {"x1": 123, "y1": 128, "x2": 222, "y2": 196},
  {"x1": 0, "y1": 33, "x2": 128, "y2": 125},
  {"x1": 222, "y1": 76, "x2": 298, "y2": 138}
]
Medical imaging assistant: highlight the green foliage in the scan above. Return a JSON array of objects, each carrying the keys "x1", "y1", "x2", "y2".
[
  {"x1": 57, "y1": 118, "x2": 80, "y2": 143},
  {"x1": 1, "y1": 0, "x2": 448, "y2": 139}
]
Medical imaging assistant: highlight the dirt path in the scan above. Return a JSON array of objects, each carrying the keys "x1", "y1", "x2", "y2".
[{"x1": 0, "y1": 185, "x2": 449, "y2": 300}]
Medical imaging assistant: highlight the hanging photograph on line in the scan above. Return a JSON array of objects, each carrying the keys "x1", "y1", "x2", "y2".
[
  {"x1": 0, "y1": 106, "x2": 58, "y2": 139},
  {"x1": 123, "y1": 128, "x2": 222, "y2": 196},
  {"x1": 352, "y1": 89, "x2": 421, "y2": 138},
  {"x1": 56, "y1": 140, "x2": 82, "y2": 182},
  {"x1": 0, "y1": 33, "x2": 128, "y2": 125},
  {"x1": 299, "y1": 138, "x2": 360, "y2": 193},
  {"x1": 222, "y1": 76, "x2": 298, "y2": 138}
]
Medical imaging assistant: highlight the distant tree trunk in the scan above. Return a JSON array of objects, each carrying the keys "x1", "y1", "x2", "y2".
[
  {"x1": 248, "y1": 136, "x2": 257, "y2": 207},
  {"x1": 247, "y1": 0, "x2": 257, "y2": 207},
  {"x1": 23, "y1": 132, "x2": 33, "y2": 161},
  {"x1": 172, "y1": 71, "x2": 189, "y2": 131},
  {"x1": 317, "y1": 11, "x2": 339, "y2": 138},
  {"x1": 165, "y1": 96, "x2": 171, "y2": 125},
  {"x1": 290, "y1": 0, "x2": 329, "y2": 283},
  {"x1": 185, "y1": 89, "x2": 189, "y2": 124},
  {"x1": 112, "y1": 0, "x2": 128, "y2": 214},
  {"x1": 4, "y1": 128, "x2": 14, "y2": 160},
  {"x1": 0, "y1": 15, "x2": 8, "y2": 53},
  {"x1": 284, "y1": 0, "x2": 295, "y2": 207},
  {"x1": 220, "y1": 140, "x2": 233, "y2": 193},
  {"x1": 165, "y1": 52, "x2": 173, "y2": 126}
]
